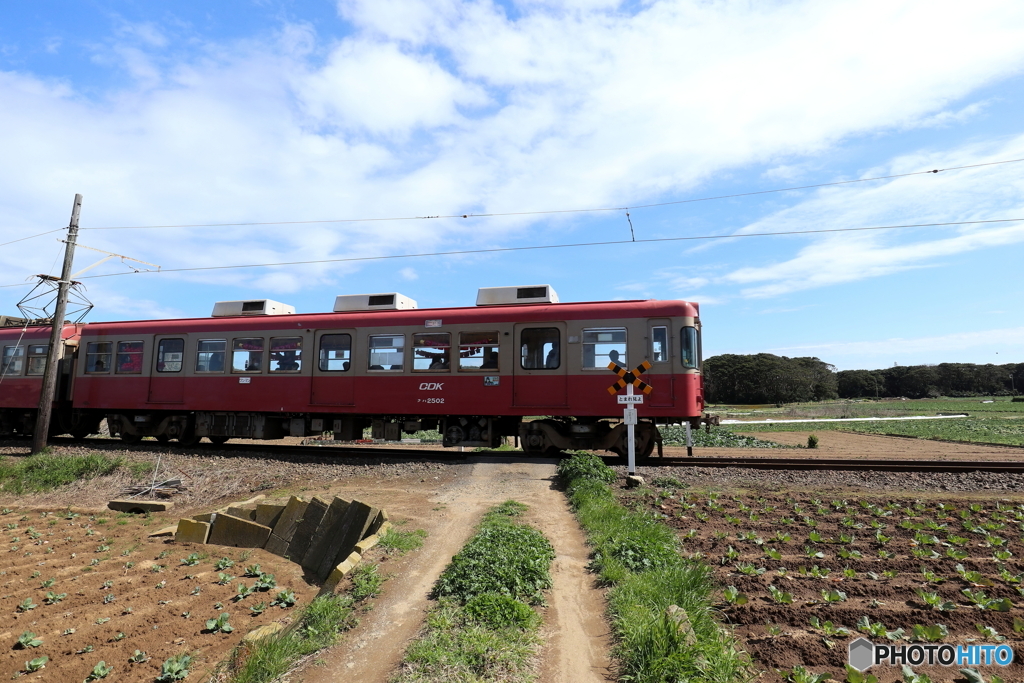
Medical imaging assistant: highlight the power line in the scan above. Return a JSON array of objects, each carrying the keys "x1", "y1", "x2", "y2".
[
  {"x1": 61, "y1": 157, "x2": 1023, "y2": 231},
  {"x1": 0, "y1": 217, "x2": 1013, "y2": 288},
  {"x1": 0, "y1": 229, "x2": 64, "y2": 249}
]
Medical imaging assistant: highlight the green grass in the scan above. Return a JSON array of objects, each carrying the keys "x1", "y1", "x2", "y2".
[
  {"x1": 379, "y1": 527, "x2": 428, "y2": 555},
  {"x1": 394, "y1": 501, "x2": 552, "y2": 683},
  {"x1": 394, "y1": 597, "x2": 540, "y2": 683},
  {"x1": 557, "y1": 454, "x2": 753, "y2": 683},
  {"x1": 229, "y1": 593, "x2": 356, "y2": 683},
  {"x1": 432, "y1": 503, "x2": 554, "y2": 606},
  {"x1": 730, "y1": 416, "x2": 1024, "y2": 446},
  {"x1": 0, "y1": 452, "x2": 124, "y2": 494}
]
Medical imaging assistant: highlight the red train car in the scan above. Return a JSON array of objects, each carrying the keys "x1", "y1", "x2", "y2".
[{"x1": 0, "y1": 285, "x2": 706, "y2": 457}]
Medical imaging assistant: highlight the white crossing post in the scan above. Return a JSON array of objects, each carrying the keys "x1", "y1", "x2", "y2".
[{"x1": 626, "y1": 383, "x2": 636, "y2": 475}]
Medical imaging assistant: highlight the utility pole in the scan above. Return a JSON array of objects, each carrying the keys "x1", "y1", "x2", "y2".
[{"x1": 32, "y1": 194, "x2": 82, "y2": 454}]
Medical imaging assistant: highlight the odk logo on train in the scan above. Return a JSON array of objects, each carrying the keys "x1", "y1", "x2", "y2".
[{"x1": 848, "y1": 637, "x2": 1014, "y2": 671}]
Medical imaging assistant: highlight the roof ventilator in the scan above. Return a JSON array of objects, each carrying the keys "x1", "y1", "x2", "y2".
[
  {"x1": 211, "y1": 300, "x2": 296, "y2": 317},
  {"x1": 476, "y1": 285, "x2": 559, "y2": 306},
  {"x1": 333, "y1": 293, "x2": 418, "y2": 312}
]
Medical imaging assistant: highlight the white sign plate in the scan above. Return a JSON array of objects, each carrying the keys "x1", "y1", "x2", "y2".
[
  {"x1": 617, "y1": 394, "x2": 643, "y2": 404},
  {"x1": 623, "y1": 408, "x2": 638, "y2": 425}
]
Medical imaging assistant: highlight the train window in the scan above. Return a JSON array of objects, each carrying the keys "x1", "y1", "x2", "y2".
[
  {"x1": 520, "y1": 328, "x2": 560, "y2": 370},
  {"x1": 115, "y1": 341, "x2": 144, "y2": 374},
  {"x1": 269, "y1": 337, "x2": 303, "y2": 373},
  {"x1": 156, "y1": 339, "x2": 184, "y2": 373},
  {"x1": 459, "y1": 332, "x2": 499, "y2": 371},
  {"x1": 582, "y1": 327, "x2": 626, "y2": 369},
  {"x1": 318, "y1": 334, "x2": 351, "y2": 371},
  {"x1": 368, "y1": 335, "x2": 404, "y2": 371},
  {"x1": 1, "y1": 345, "x2": 23, "y2": 376},
  {"x1": 26, "y1": 345, "x2": 48, "y2": 376},
  {"x1": 651, "y1": 326, "x2": 669, "y2": 363},
  {"x1": 85, "y1": 342, "x2": 112, "y2": 374},
  {"x1": 681, "y1": 326, "x2": 699, "y2": 369},
  {"x1": 232, "y1": 338, "x2": 264, "y2": 373},
  {"x1": 413, "y1": 333, "x2": 450, "y2": 372},
  {"x1": 196, "y1": 339, "x2": 226, "y2": 373}
]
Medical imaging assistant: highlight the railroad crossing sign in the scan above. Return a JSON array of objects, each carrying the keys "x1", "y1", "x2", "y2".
[
  {"x1": 606, "y1": 360, "x2": 653, "y2": 476},
  {"x1": 606, "y1": 360, "x2": 653, "y2": 395}
]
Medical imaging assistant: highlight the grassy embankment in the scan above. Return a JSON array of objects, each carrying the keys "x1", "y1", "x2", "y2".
[
  {"x1": 557, "y1": 453, "x2": 752, "y2": 683},
  {"x1": 226, "y1": 526, "x2": 426, "y2": 683},
  {"x1": 0, "y1": 451, "x2": 152, "y2": 494},
  {"x1": 393, "y1": 500, "x2": 554, "y2": 683}
]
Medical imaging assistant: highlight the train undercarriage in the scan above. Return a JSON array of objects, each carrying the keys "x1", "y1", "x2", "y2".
[{"x1": 2, "y1": 407, "x2": 705, "y2": 460}]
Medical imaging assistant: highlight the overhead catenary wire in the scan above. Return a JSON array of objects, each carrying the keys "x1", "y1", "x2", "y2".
[
  {"x1": 33, "y1": 156, "x2": 1024, "y2": 232},
  {"x1": 0, "y1": 217, "x2": 1012, "y2": 287}
]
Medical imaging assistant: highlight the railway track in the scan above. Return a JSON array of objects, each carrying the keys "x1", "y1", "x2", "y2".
[{"x1": 38, "y1": 436, "x2": 1024, "y2": 474}]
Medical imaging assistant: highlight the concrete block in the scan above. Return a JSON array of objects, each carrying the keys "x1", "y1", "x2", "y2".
[
  {"x1": 264, "y1": 534, "x2": 289, "y2": 557},
  {"x1": 322, "y1": 551, "x2": 362, "y2": 592},
  {"x1": 270, "y1": 497, "x2": 308, "y2": 542},
  {"x1": 227, "y1": 506, "x2": 256, "y2": 521},
  {"x1": 192, "y1": 512, "x2": 215, "y2": 523},
  {"x1": 365, "y1": 509, "x2": 388, "y2": 537},
  {"x1": 207, "y1": 513, "x2": 272, "y2": 548},
  {"x1": 242, "y1": 622, "x2": 284, "y2": 643},
  {"x1": 254, "y1": 503, "x2": 287, "y2": 528},
  {"x1": 175, "y1": 518, "x2": 211, "y2": 544},
  {"x1": 148, "y1": 525, "x2": 178, "y2": 538},
  {"x1": 354, "y1": 533, "x2": 381, "y2": 555},
  {"x1": 286, "y1": 496, "x2": 329, "y2": 562},
  {"x1": 377, "y1": 521, "x2": 391, "y2": 536},
  {"x1": 317, "y1": 502, "x2": 376, "y2": 581},
  {"x1": 302, "y1": 498, "x2": 352, "y2": 572},
  {"x1": 108, "y1": 499, "x2": 173, "y2": 513}
]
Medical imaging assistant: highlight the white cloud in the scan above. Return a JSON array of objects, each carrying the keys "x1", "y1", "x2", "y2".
[
  {"x1": 399, "y1": 267, "x2": 418, "y2": 280},
  {"x1": 719, "y1": 135, "x2": 1024, "y2": 297},
  {"x1": 2, "y1": 0, "x2": 1024, "y2": 304}
]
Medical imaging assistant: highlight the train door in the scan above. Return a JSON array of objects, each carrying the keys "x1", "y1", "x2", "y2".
[
  {"x1": 311, "y1": 330, "x2": 355, "y2": 405},
  {"x1": 148, "y1": 336, "x2": 185, "y2": 403},
  {"x1": 647, "y1": 319, "x2": 674, "y2": 407},
  {"x1": 512, "y1": 323, "x2": 567, "y2": 407}
]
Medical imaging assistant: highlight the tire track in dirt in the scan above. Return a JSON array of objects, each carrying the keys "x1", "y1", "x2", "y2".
[{"x1": 300, "y1": 457, "x2": 612, "y2": 683}]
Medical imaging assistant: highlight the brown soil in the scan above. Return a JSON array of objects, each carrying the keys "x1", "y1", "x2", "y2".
[
  {"x1": 625, "y1": 485, "x2": 1024, "y2": 683},
  {"x1": 298, "y1": 457, "x2": 614, "y2": 683},
  {"x1": 662, "y1": 429, "x2": 1024, "y2": 460},
  {"x1": 0, "y1": 508, "x2": 320, "y2": 683}
]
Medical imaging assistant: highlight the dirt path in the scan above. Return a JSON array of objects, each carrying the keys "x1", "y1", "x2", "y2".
[
  {"x1": 300, "y1": 457, "x2": 613, "y2": 683},
  {"x1": 662, "y1": 429, "x2": 1024, "y2": 460}
]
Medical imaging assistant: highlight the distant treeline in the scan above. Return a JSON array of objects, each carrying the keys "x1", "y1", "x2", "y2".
[{"x1": 704, "y1": 353, "x2": 1024, "y2": 403}]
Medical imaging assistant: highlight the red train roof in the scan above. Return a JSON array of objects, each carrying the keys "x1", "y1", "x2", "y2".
[{"x1": 66, "y1": 298, "x2": 700, "y2": 336}]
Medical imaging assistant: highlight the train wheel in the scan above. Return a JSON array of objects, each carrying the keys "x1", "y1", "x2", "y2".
[
  {"x1": 209, "y1": 436, "x2": 230, "y2": 445},
  {"x1": 176, "y1": 432, "x2": 201, "y2": 447},
  {"x1": 120, "y1": 432, "x2": 142, "y2": 444}
]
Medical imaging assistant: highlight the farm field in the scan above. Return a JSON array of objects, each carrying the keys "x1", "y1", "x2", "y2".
[
  {"x1": 730, "y1": 416, "x2": 1024, "y2": 448},
  {"x1": 712, "y1": 396, "x2": 1024, "y2": 420},
  {"x1": 0, "y1": 506, "x2": 319, "y2": 682},
  {"x1": 624, "y1": 482, "x2": 1024, "y2": 683}
]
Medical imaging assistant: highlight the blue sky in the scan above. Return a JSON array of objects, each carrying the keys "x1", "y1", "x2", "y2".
[{"x1": 1, "y1": 0, "x2": 1023, "y2": 371}]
